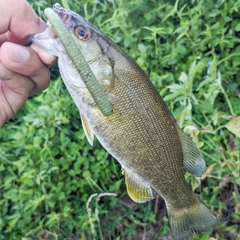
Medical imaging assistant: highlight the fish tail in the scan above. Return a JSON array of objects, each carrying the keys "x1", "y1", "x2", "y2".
[{"x1": 167, "y1": 199, "x2": 218, "y2": 240}]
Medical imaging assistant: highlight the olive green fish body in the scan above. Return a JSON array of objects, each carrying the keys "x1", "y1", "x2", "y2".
[
  {"x1": 76, "y1": 42, "x2": 196, "y2": 208},
  {"x1": 31, "y1": 4, "x2": 218, "y2": 240}
]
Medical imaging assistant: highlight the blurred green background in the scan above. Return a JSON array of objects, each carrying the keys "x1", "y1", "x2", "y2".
[{"x1": 0, "y1": 0, "x2": 240, "y2": 239}]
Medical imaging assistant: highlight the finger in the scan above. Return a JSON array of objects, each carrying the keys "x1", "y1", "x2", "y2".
[
  {"x1": 0, "y1": 0, "x2": 47, "y2": 41},
  {"x1": 0, "y1": 42, "x2": 50, "y2": 95},
  {"x1": 6, "y1": 31, "x2": 35, "y2": 45},
  {"x1": 0, "y1": 62, "x2": 34, "y2": 125},
  {"x1": 30, "y1": 43, "x2": 57, "y2": 66},
  {"x1": 0, "y1": 33, "x2": 8, "y2": 46},
  {"x1": 0, "y1": 62, "x2": 35, "y2": 97},
  {"x1": 0, "y1": 32, "x2": 32, "y2": 46}
]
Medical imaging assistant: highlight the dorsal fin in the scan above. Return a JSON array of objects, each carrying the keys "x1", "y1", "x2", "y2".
[
  {"x1": 122, "y1": 168, "x2": 153, "y2": 203},
  {"x1": 176, "y1": 125, "x2": 206, "y2": 177},
  {"x1": 80, "y1": 113, "x2": 94, "y2": 146}
]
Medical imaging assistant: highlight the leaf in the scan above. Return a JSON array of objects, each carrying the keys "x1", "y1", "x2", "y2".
[{"x1": 225, "y1": 116, "x2": 240, "y2": 138}]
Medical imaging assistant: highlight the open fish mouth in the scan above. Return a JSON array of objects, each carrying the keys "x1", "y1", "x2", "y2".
[
  {"x1": 52, "y1": 3, "x2": 79, "y2": 31},
  {"x1": 52, "y1": 4, "x2": 69, "y2": 23}
]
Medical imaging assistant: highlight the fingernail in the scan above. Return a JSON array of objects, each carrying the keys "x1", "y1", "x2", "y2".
[{"x1": 7, "y1": 43, "x2": 30, "y2": 63}]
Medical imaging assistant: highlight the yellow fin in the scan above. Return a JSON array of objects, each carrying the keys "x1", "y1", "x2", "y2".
[
  {"x1": 122, "y1": 168, "x2": 153, "y2": 203},
  {"x1": 176, "y1": 125, "x2": 206, "y2": 177},
  {"x1": 80, "y1": 113, "x2": 94, "y2": 146}
]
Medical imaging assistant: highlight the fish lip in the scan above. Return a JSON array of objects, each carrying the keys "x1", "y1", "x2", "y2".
[
  {"x1": 52, "y1": 3, "x2": 69, "y2": 23},
  {"x1": 52, "y1": 3, "x2": 77, "y2": 31},
  {"x1": 52, "y1": 3, "x2": 66, "y2": 13}
]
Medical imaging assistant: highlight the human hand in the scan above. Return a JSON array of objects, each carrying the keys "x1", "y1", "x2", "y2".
[{"x1": 0, "y1": 0, "x2": 56, "y2": 127}]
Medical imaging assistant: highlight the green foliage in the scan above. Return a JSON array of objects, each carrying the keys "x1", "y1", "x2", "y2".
[{"x1": 1, "y1": 0, "x2": 240, "y2": 239}]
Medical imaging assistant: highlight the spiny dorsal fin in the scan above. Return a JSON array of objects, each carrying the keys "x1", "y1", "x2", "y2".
[
  {"x1": 80, "y1": 113, "x2": 94, "y2": 146},
  {"x1": 122, "y1": 168, "x2": 153, "y2": 203},
  {"x1": 176, "y1": 125, "x2": 206, "y2": 177}
]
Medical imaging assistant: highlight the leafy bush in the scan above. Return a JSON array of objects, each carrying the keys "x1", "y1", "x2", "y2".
[{"x1": 0, "y1": 0, "x2": 239, "y2": 239}]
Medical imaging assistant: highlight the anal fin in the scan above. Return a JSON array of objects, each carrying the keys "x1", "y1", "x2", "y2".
[
  {"x1": 176, "y1": 125, "x2": 206, "y2": 177},
  {"x1": 122, "y1": 168, "x2": 153, "y2": 203},
  {"x1": 80, "y1": 113, "x2": 94, "y2": 146}
]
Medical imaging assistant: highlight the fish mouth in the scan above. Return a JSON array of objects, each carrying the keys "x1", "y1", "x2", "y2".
[
  {"x1": 52, "y1": 3, "x2": 77, "y2": 31},
  {"x1": 52, "y1": 3, "x2": 69, "y2": 22}
]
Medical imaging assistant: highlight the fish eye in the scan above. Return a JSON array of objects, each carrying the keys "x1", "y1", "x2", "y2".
[{"x1": 75, "y1": 26, "x2": 90, "y2": 40}]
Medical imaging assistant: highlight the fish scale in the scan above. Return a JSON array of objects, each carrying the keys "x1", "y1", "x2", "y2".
[
  {"x1": 30, "y1": 4, "x2": 218, "y2": 240},
  {"x1": 80, "y1": 56, "x2": 194, "y2": 207}
]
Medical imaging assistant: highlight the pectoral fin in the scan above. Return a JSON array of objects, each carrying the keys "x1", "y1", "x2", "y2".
[
  {"x1": 122, "y1": 168, "x2": 153, "y2": 203},
  {"x1": 80, "y1": 113, "x2": 94, "y2": 146},
  {"x1": 176, "y1": 125, "x2": 206, "y2": 177}
]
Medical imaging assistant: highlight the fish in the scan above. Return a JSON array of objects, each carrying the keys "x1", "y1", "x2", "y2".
[{"x1": 31, "y1": 4, "x2": 218, "y2": 240}]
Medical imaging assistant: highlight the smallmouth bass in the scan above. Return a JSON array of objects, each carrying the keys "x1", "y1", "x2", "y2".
[{"x1": 31, "y1": 4, "x2": 218, "y2": 240}]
